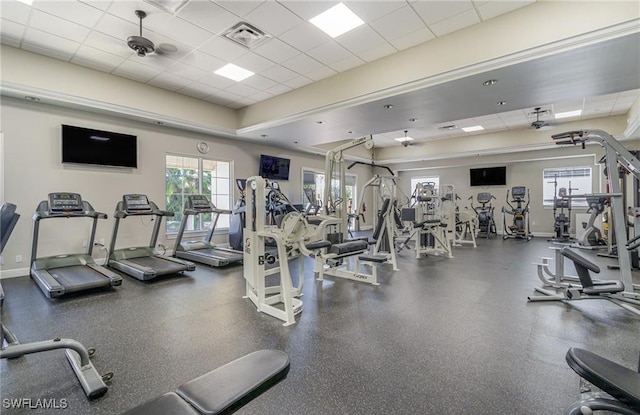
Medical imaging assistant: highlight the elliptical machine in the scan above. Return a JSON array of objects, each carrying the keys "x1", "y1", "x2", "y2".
[
  {"x1": 502, "y1": 186, "x2": 532, "y2": 241},
  {"x1": 576, "y1": 195, "x2": 607, "y2": 248},
  {"x1": 469, "y1": 192, "x2": 496, "y2": 238},
  {"x1": 549, "y1": 176, "x2": 575, "y2": 242}
]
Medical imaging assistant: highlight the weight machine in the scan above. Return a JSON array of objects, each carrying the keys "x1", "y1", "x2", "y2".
[
  {"x1": 453, "y1": 193, "x2": 477, "y2": 248},
  {"x1": 469, "y1": 192, "x2": 496, "y2": 238},
  {"x1": 501, "y1": 186, "x2": 532, "y2": 241},
  {"x1": 552, "y1": 129, "x2": 640, "y2": 304}
]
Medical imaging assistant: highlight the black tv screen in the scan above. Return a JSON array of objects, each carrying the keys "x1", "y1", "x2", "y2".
[
  {"x1": 62, "y1": 124, "x2": 137, "y2": 168},
  {"x1": 470, "y1": 166, "x2": 506, "y2": 186},
  {"x1": 259, "y1": 155, "x2": 290, "y2": 180}
]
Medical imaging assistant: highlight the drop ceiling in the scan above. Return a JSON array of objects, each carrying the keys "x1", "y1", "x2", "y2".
[{"x1": 1, "y1": 0, "x2": 639, "y2": 157}]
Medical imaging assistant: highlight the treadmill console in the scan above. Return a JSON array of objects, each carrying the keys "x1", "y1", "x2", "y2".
[
  {"x1": 188, "y1": 195, "x2": 212, "y2": 211},
  {"x1": 49, "y1": 192, "x2": 84, "y2": 212},
  {"x1": 123, "y1": 194, "x2": 152, "y2": 212}
]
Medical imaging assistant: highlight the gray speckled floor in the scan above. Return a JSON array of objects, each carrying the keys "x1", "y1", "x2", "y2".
[{"x1": 1, "y1": 237, "x2": 638, "y2": 415}]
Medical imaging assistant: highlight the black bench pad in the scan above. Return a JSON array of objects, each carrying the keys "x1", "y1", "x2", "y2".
[
  {"x1": 562, "y1": 247, "x2": 600, "y2": 273},
  {"x1": 358, "y1": 254, "x2": 388, "y2": 263},
  {"x1": 566, "y1": 348, "x2": 640, "y2": 411},
  {"x1": 305, "y1": 240, "x2": 332, "y2": 250},
  {"x1": 123, "y1": 350, "x2": 290, "y2": 415},
  {"x1": 330, "y1": 240, "x2": 368, "y2": 255},
  {"x1": 176, "y1": 349, "x2": 290, "y2": 415},
  {"x1": 122, "y1": 392, "x2": 200, "y2": 415}
]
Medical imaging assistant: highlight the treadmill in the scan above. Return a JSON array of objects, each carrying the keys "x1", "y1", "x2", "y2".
[
  {"x1": 0, "y1": 203, "x2": 20, "y2": 306},
  {"x1": 173, "y1": 195, "x2": 243, "y2": 267},
  {"x1": 30, "y1": 192, "x2": 122, "y2": 298},
  {"x1": 108, "y1": 194, "x2": 195, "y2": 280}
]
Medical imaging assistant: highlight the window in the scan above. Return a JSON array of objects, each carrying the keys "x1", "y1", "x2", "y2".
[
  {"x1": 165, "y1": 155, "x2": 231, "y2": 233},
  {"x1": 410, "y1": 176, "x2": 439, "y2": 196},
  {"x1": 302, "y1": 169, "x2": 357, "y2": 228},
  {"x1": 542, "y1": 167, "x2": 591, "y2": 208}
]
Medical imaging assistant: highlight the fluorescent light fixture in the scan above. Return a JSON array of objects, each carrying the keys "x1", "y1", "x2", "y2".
[
  {"x1": 462, "y1": 125, "x2": 484, "y2": 132},
  {"x1": 555, "y1": 109, "x2": 582, "y2": 119},
  {"x1": 310, "y1": 3, "x2": 364, "y2": 38},
  {"x1": 395, "y1": 136, "x2": 414, "y2": 143},
  {"x1": 16, "y1": 0, "x2": 33, "y2": 5},
  {"x1": 214, "y1": 63, "x2": 254, "y2": 82}
]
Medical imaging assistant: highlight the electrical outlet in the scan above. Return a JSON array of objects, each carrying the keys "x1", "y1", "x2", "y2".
[{"x1": 16, "y1": 255, "x2": 22, "y2": 263}]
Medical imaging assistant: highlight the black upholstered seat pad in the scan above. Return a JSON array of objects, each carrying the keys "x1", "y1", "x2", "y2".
[
  {"x1": 329, "y1": 240, "x2": 368, "y2": 255},
  {"x1": 566, "y1": 348, "x2": 640, "y2": 410},
  {"x1": 122, "y1": 392, "x2": 200, "y2": 415}
]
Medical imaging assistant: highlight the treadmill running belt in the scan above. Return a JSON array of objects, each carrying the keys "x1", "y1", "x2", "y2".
[
  {"x1": 193, "y1": 248, "x2": 242, "y2": 261},
  {"x1": 49, "y1": 265, "x2": 112, "y2": 293},
  {"x1": 127, "y1": 256, "x2": 188, "y2": 275}
]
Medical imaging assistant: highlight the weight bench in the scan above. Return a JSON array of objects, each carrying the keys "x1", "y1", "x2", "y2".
[
  {"x1": 565, "y1": 347, "x2": 640, "y2": 415},
  {"x1": 123, "y1": 350, "x2": 289, "y2": 415}
]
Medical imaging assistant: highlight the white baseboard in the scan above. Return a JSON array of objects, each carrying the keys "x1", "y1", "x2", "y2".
[{"x1": 0, "y1": 267, "x2": 30, "y2": 279}]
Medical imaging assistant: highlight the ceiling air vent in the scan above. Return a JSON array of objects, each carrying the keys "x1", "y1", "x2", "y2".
[{"x1": 224, "y1": 22, "x2": 271, "y2": 49}]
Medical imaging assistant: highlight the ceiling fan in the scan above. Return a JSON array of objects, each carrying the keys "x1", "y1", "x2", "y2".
[
  {"x1": 529, "y1": 107, "x2": 554, "y2": 130},
  {"x1": 127, "y1": 10, "x2": 155, "y2": 57}
]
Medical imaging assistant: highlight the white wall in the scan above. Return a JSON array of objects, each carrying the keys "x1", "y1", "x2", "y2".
[{"x1": 0, "y1": 97, "x2": 373, "y2": 277}]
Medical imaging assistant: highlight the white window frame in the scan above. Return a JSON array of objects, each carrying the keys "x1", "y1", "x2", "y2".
[
  {"x1": 542, "y1": 167, "x2": 592, "y2": 208},
  {"x1": 165, "y1": 153, "x2": 233, "y2": 235},
  {"x1": 410, "y1": 175, "x2": 440, "y2": 195},
  {"x1": 301, "y1": 167, "x2": 357, "y2": 220}
]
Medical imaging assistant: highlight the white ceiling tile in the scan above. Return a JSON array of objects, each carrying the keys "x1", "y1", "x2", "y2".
[
  {"x1": 198, "y1": 73, "x2": 236, "y2": 89},
  {"x1": 225, "y1": 82, "x2": 260, "y2": 97},
  {"x1": 369, "y1": 6, "x2": 425, "y2": 41},
  {"x1": 428, "y1": 8, "x2": 481, "y2": 37},
  {"x1": 388, "y1": 27, "x2": 435, "y2": 50},
  {"x1": 0, "y1": 1, "x2": 32, "y2": 25},
  {"x1": 585, "y1": 93, "x2": 618, "y2": 104},
  {"x1": 1, "y1": 19, "x2": 25, "y2": 42},
  {"x1": 476, "y1": 0, "x2": 534, "y2": 21},
  {"x1": 306, "y1": 41, "x2": 352, "y2": 65},
  {"x1": 22, "y1": 42, "x2": 76, "y2": 61},
  {"x1": 232, "y1": 52, "x2": 275, "y2": 73},
  {"x1": 582, "y1": 107, "x2": 610, "y2": 118},
  {"x1": 160, "y1": 16, "x2": 215, "y2": 47},
  {"x1": 281, "y1": 54, "x2": 323, "y2": 74},
  {"x1": 244, "y1": 1, "x2": 303, "y2": 36},
  {"x1": 278, "y1": 1, "x2": 338, "y2": 20},
  {"x1": 94, "y1": 13, "x2": 139, "y2": 41},
  {"x1": 261, "y1": 65, "x2": 298, "y2": 83},
  {"x1": 83, "y1": 31, "x2": 133, "y2": 58},
  {"x1": 133, "y1": 54, "x2": 177, "y2": 71},
  {"x1": 215, "y1": 1, "x2": 264, "y2": 17},
  {"x1": 34, "y1": 1, "x2": 105, "y2": 28},
  {"x1": 412, "y1": 1, "x2": 474, "y2": 25},
  {"x1": 253, "y1": 38, "x2": 300, "y2": 62},
  {"x1": 618, "y1": 89, "x2": 640, "y2": 98},
  {"x1": 23, "y1": 28, "x2": 80, "y2": 58},
  {"x1": 279, "y1": 23, "x2": 330, "y2": 52},
  {"x1": 71, "y1": 56, "x2": 120, "y2": 73},
  {"x1": 176, "y1": 1, "x2": 238, "y2": 34},
  {"x1": 328, "y1": 54, "x2": 365, "y2": 72},
  {"x1": 165, "y1": 61, "x2": 208, "y2": 81},
  {"x1": 198, "y1": 36, "x2": 247, "y2": 62},
  {"x1": 267, "y1": 84, "x2": 292, "y2": 96},
  {"x1": 72, "y1": 45, "x2": 125, "y2": 69},
  {"x1": 1, "y1": 36, "x2": 21, "y2": 48},
  {"x1": 284, "y1": 76, "x2": 313, "y2": 88},
  {"x1": 584, "y1": 99, "x2": 616, "y2": 110},
  {"x1": 177, "y1": 82, "x2": 221, "y2": 99},
  {"x1": 612, "y1": 103, "x2": 634, "y2": 113},
  {"x1": 79, "y1": 1, "x2": 113, "y2": 11},
  {"x1": 30, "y1": 10, "x2": 91, "y2": 43},
  {"x1": 212, "y1": 89, "x2": 243, "y2": 101},
  {"x1": 337, "y1": 25, "x2": 387, "y2": 54},
  {"x1": 356, "y1": 42, "x2": 396, "y2": 62},
  {"x1": 249, "y1": 91, "x2": 274, "y2": 102},
  {"x1": 113, "y1": 59, "x2": 163, "y2": 82},
  {"x1": 148, "y1": 72, "x2": 191, "y2": 91},
  {"x1": 105, "y1": 1, "x2": 173, "y2": 30},
  {"x1": 243, "y1": 74, "x2": 279, "y2": 91},
  {"x1": 552, "y1": 99, "x2": 583, "y2": 113},
  {"x1": 305, "y1": 66, "x2": 336, "y2": 81},
  {"x1": 345, "y1": 1, "x2": 407, "y2": 22},
  {"x1": 181, "y1": 50, "x2": 225, "y2": 72}
]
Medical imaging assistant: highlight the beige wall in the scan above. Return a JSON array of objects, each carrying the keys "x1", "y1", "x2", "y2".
[{"x1": 0, "y1": 97, "x2": 374, "y2": 277}]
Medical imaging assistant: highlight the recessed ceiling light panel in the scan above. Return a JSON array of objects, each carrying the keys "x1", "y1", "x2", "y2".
[
  {"x1": 310, "y1": 3, "x2": 364, "y2": 38},
  {"x1": 462, "y1": 125, "x2": 484, "y2": 132},
  {"x1": 555, "y1": 109, "x2": 582, "y2": 119},
  {"x1": 395, "y1": 136, "x2": 414, "y2": 142},
  {"x1": 214, "y1": 63, "x2": 254, "y2": 82}
]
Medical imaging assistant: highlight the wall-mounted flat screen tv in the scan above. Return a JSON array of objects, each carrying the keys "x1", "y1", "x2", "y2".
[
  {"x1": 470, "y1": 166, "x2": 506, "y2": 186},
  {"x1": 62, "y1": 124, "x2": 137, "y2": 168},
  {"x1": 259, "y1": 155, "x2": 290, "y2": 181}
]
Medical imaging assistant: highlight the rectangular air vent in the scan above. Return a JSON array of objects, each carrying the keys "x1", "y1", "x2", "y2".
[{"x1": 223, "y1": 22, "x2": 271, "y2": 49}]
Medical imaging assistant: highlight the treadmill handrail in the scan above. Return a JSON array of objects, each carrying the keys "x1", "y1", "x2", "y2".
[
  {"x1": 184, "y1": 207, "x2": 233, "y2": 215},
  {"x1": 32, "y1": 200, "x2": 107, "y2": 221},
  {"x1": 114, "y1": 200, "x2": 174, "y2": 218}
]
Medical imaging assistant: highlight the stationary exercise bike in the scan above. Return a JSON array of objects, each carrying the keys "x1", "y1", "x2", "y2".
[
  {"x1": 576, "y1": 195, "x2": 607, "y2": 248},
  {"x1": 502, "y1": 186, "x2": 532, "y2": 241},
  {"x1": 469, "y1": 192, "x2": 496, "y2": 238}
]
